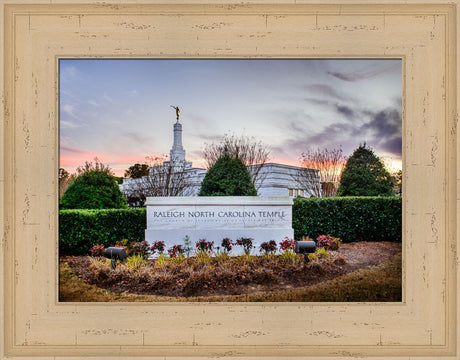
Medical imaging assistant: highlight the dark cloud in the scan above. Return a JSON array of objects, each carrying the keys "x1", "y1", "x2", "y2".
[
  {"x1": 379, "y1": 136, "x2": 402, "y2": 156},
  {"x1": 335, "y1": 105, "x2": 355, "y2": 119},
  {"x1": 304, "y1": 122, "x2": 350, "y2": 147},
  {"x1": 327, "y1": 71, "x2": 357, "y2": 82},
  {"x1": 286, "y1": 119, "x2": 312, "y2": 135},
  {"x1": 272, "y1": 121, "x2": 351, "y2": 161},
  {"x1": 362, "y1": 108, "x2": 402, "y2": 140},
  {"x1": 304, "y1": 97, "x2": 332, "y2": 107},
  {"x1": 302, "y1": 86, "x2": 359, "y2": 122},
  {"x1": 327, "y1": 62, "x2": 401, "y2": 82},
  {"x1": 272, "y1": 105, "x2": 402, "y2": 160},
  {"x1": 303, "y1": 84, "x2": 349, "y2": 102}
]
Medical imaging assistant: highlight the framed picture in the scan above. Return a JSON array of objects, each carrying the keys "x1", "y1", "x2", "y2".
[
  {"x1": 1, "y1": 1, "x2": 458, "y2": 359},
  {"x1": 58, "y1": 57, "x2": 403, "y2": 302}
]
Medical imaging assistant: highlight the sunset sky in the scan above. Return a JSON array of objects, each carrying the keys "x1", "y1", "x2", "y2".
[{"x1": 59, "y1": 59, "x2": 402, "y2": 176}]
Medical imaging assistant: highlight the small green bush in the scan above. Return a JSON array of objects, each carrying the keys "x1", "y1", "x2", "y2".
[
  {"x1": 60, "y1": 170, "x2": 127, "y2": 209},
  {"x1": 199, "y1": 154, "x2": 257, "y2": 196},
  {"x1": 59, "y1": 208, "x2": 146, "y2": 255},
  {"x1": 293, "y1": 196, "x2": 401, "y2": 242}
]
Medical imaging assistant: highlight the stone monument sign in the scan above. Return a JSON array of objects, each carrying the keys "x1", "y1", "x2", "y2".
[{"x1": 145, "y1": 196, "x2": 294, "y2": 254}]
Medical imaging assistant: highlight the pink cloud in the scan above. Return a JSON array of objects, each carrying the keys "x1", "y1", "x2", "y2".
[
  {"x1": 60, "y1": 147, "x2": 165, "y2": 177},
  {"x1": 268, "y1": 157, "x2": 299, "y2": 167},
  {"x1": 60, "y1": 146, "x2": 300, "y2": 178},
  {"x1": 60, "y1": 147, "x2": 102, "y2": 169}
]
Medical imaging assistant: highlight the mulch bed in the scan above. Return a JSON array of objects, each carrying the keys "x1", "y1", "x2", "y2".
[
  {"x1": 338, "y1": 241, "x2": 401, "y2": 271},
  {"x1": 61, "y1": 241, "x2": 401, "y2": 298}
]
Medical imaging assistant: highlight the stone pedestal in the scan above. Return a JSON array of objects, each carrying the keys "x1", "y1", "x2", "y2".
[{"x1": 145, "y1": 196, "x2": 294, "y2": 255}]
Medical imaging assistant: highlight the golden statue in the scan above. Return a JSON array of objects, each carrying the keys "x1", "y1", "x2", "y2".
[{"x1": 170, "y1": 105, "x2": 180, "y2": 121}]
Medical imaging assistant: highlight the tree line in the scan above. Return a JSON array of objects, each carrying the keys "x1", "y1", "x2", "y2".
[{"x1": 59, "y1": 134, "x2": 401, "y2": 209}]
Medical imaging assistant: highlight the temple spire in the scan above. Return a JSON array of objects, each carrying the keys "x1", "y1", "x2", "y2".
[
  {"x1": 167, "y1": 106, "x2": 190, "y2": 168},
  {"x1": 170, "y1": 120, "x2": 186, "y2": 162}
]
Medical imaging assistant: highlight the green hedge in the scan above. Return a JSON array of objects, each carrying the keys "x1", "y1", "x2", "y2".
[
  {"x1": 59, "y1": 197, "x2": 401, "y2": 255},
  {"x1": 59, "y1": 208, "x2": 146, "y2": 255},
  {"x1": 293, "y1": 196, "x2": 402, "y2": 242}
]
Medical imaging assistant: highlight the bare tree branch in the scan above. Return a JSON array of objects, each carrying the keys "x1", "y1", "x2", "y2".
[
  {"x1": 76, "y1": 157, "x2": 113, "y2": 175},
  {"x1": 143, "y1": 161, "x2": 194, "y2": 197},
  {"x1": 291, "y1": 167, "x2": 322, "y2": 197},
  {"x1": 295, "y1": 147, "x2": 347, "y2": 197},
  {"x1": 202, "y1": 133, "x2": 270, "y2": 190},
  {"x1": 123, "y1": 156, "x2": 194, "y2": 207}
]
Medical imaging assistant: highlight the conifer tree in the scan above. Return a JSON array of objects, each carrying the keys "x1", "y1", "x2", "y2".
[
  {"x1": 337, "y1": 144, "x2": 395, "y2": 196},
  {"x1": 199, "y1": 154, "x2": 257, "y2": 196}
]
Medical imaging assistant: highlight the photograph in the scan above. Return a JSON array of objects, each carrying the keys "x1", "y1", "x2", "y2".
[
  {"x1": 58, "y1": 58, "x2": 403, "y2": 302},
  {"x1": 2, "y1": 1, "x2": 457, "y2": 358}
]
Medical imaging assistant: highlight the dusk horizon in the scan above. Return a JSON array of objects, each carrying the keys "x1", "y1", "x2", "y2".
[{"x1": 59, "y1": 59, "x2": 402, "y2": 176}]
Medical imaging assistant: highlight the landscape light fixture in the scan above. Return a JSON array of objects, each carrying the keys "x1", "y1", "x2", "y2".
[
  {"x1": 104, "y1": 247, "x2": 128, "y2": 270},
  {"x1": 294, "y1": 240, "x2": 316, "y2": 262}
]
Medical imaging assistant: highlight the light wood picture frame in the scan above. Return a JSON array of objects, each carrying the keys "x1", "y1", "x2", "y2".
[{"x1": 0, "y1": 1, "x2": 458, "y2": 359}]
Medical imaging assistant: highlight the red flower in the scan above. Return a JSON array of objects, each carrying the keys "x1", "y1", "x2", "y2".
[
  {"x1": 279, "y1": 237, "x2": 295, "y2": 251},
  {"x1": 151, "y1": 241, "x2": 165, "y2": 255},
  {"x1": 196, "y1": 239, "x2": 214, "y2": 253},
  {"x1": 168, "y1": 244, "x2": 184, "y2": 258}
]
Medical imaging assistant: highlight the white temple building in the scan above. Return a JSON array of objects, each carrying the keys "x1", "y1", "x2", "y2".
[{"x1": 121, "y1": 118, "x2": 320, "y2": 203}]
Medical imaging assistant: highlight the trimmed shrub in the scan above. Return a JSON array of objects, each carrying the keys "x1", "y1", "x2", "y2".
[
  {"x1": 59, "y1": 208, "x2": 146, "y2": 255},
  {"x1": 293, "y1": 196, "x2": 402, "y2": 242},
  {"x1": 199, "y1": 154, "x2": 257, "y2": 196},
  {"x1": 60, "y1": 170, "x2": 127, "y2": 209}
]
